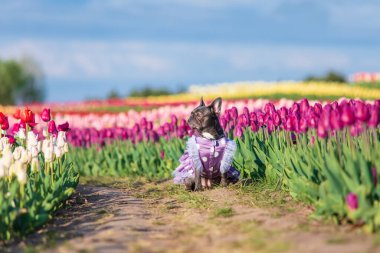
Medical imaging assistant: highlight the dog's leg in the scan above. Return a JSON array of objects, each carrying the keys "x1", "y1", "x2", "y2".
[
  {"x1": 194, "y1": 168, "x2": 203, "y2": 191},
  {"x1": 184, "y1": 178, "x2": 195, "y2": 191},
  {"x1": 220, "y1": 172, "x2": 228, "y2": 187}
]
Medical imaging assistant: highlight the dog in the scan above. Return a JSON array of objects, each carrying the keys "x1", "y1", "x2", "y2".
[{"x1": 173, "y1": 97, "x2": 240, "y2": 191}]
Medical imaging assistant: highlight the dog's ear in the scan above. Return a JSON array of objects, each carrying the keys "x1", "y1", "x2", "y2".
[
  {"x1": 209, "y1": 97, "x2": 222, "y2": 115},
  {"x1": 199, "y1": 96, "x2": 205, "y2": 107}
]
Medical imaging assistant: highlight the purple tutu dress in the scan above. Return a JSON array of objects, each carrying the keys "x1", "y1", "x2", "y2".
[{"x1": 173, "y1": 135, "x2": 240, "y2": 184}]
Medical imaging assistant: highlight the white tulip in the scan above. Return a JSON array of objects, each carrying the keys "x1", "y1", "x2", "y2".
[
  {"x1": 27, "y1": 131, "x2": 39, "y2": 149},
  {"x1": 31, "y1": 158, "x2": 40, "y2": 172},
  {"x1": 13, "y1": 146, "x2": 22, "y2": 161},
  {"x1": 16, "y1": 128, "x2": 26, "y2": 139},
  {"x1": 54, "y1": 145, "x2": 62, "y2": 159},
  {"x1": 16, "y1": 162, "x2": 27, "y2": 184},
  {"x1": 0, "y1": 159, "x2": 8, "y2": 178},
  {"x1": 44, "y1": 146, "x2": 54, "y2": 163},
  {"x1": 56, "y1": 131, "x2": 66, "y2": 148}
]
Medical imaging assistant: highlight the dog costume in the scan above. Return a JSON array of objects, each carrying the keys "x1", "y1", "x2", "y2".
[{"x1": 173, "y1": 134, "x2": 240, "y2": 184}]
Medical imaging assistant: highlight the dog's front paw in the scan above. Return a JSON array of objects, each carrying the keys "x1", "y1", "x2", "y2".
[{"x1": 220, "y1": 173, "x2": 229, "y2": 187}]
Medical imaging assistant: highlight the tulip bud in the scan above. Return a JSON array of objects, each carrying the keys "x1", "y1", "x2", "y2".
[
  {"x1": 346, "y1": 192, "x2": 358, "y2": 210},
  {"x1": 41, "y1": 108, "x2": 51, "y2": 122}
]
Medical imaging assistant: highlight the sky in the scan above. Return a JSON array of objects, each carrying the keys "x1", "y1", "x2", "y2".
[{"x1": 1, "y1": 0, "x2": 380, "y2": 102}]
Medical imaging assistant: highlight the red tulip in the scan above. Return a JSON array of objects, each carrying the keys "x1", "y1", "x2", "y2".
[
  {"x1": 13, "y1": 109, "x2": 21, "y2": 120},
  {"x1": 41, "y1": 108, "x2": 51, "y2": 122},
  {"x1": 1, "y1": 116, "x2": 9, "y2": 130},
  {"x1": 0, "y1": 112, "x2": 5, "y2": 125},
  {"x1": 20, "y1": 108, "x2": 34, "y2": 124}
]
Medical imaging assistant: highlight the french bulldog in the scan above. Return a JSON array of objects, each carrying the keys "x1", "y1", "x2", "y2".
[{"x1": 186, "y1": 97, "x2": 231, "y2": 191}]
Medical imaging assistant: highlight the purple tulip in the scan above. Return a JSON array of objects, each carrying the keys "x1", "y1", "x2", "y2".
[
  {"x1": 279, "y1": 107, "x2": 288, "y2": 119},
  {"x1": 341, "y1": 105, "x2": 355, "y2": 126},
  {"x1": 230, "y1": 107, "x2": 238, "y2": 119},
  {"x1": 372, "y1": 166, "x2": 378, "y2": 187},
  {"x1": 220, "y1": 117, "x2": 227, "y2": 130},
  {"x1": 368, "y1": 106, "x2": 379, "y2": 127},
  {"x1": 48, "y1": 120, "x2": 58, "y2": 134},
  {"x1": 314, "y1": 103, "x2": 323, "y2": 115},
  {"x1": 346, "y1": 193, "x2": 359, "y2": 210},
  {"x1": 250, "y1": 121, "x2": 259, "y2": 132},
  {"x1": 234, "y1": 126, "x2": 243, "y2": 138},
  {"x1": 300, "y1": 98, "x2": 310, "y2": 113},
  {"x1": 330, "y1": 110, "x2": 343, "y2": 130},
  {"x1": 249, "y1": 112, "x2": 257, "y2": 124},
  {"x1": 273, "y1": 111, "x2": 281, "y2": 126},
  {"x1": 354, "y1": 101, "x2": 370, "y2": 122},
  {"x1": 264, "y1": 103, "x2": 276, "y2": 115},
  {"x1": 299, "y1": 117, "x2": 308, "y2": 133},
  {"x1": 317, "y1": 122, "x2": 327, "y2": 138}
]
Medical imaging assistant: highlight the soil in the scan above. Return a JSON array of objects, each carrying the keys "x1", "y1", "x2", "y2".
[{"x1": 5, "y1": 180, "x2": 380, "y2": 253}]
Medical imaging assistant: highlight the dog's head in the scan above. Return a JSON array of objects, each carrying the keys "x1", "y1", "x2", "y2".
[{"x1": 187, "y1": 97, "x2": 224, "y2": 139}]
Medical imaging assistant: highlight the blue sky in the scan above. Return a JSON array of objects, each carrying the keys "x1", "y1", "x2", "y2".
[{"x1": 1, "y1": 0, "x2": 380, "y2": 102}]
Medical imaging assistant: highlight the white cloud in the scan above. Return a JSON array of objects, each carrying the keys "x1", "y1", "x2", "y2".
[{"x1": 1, "y1": 39, "x2": 378, "y2": 84}]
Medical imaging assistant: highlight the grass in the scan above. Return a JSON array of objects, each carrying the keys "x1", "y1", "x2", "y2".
[{"x1": 214, "y1": 207, "x2": 234, "y2": 218}]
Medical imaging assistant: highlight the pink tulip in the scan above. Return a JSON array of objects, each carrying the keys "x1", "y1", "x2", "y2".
[{"x1": 48, "y1": 120, "x2": 58, "y2": 134}]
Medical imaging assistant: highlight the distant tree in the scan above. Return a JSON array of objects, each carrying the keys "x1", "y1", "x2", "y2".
[
  {"x1": 129, "y1": 87, "x2": 173, "y2": 97},
  {"x1": 107, "y1": 89, "x2": 121, "y2": 99},
  {"x1": 0, "y1": 56, "x2": 45, "y2": 105},
  {"x1": 304, "y1": 70, "x2": 346, "y2": 83}
]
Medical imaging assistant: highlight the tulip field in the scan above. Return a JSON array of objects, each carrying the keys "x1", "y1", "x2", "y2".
[{"x1": 1, "y1": 83, "x2": 380, "y2": 246}]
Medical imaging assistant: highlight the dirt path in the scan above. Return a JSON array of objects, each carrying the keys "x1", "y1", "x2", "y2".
[{"x1": 6, "y1": 181, "x2": 380, "y2": 253}]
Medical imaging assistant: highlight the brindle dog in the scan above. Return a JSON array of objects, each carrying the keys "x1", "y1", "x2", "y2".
[{"x1": 186, "y1": 97, "x2": 230, "y2": 191}]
